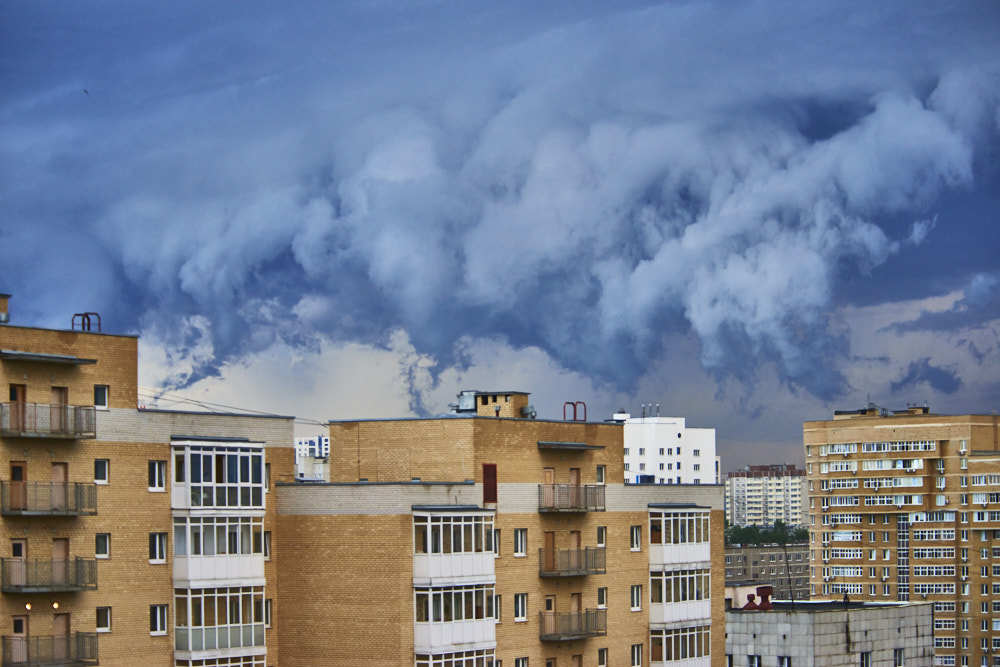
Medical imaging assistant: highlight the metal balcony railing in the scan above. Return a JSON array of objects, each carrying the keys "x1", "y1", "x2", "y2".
[
  {"x1": 0, "y1": 404, "x2": 96, "y2": 439},
  {"x1": 0, "y1": 632, "x2": 98, "y2": 666},
  {"x1": 0, "y1": 482, "x2": 97, "y2": 516},
  {"x1": 537, "y1": 484, "x2": 605, "y2": 512},
  {"x1": 538, "y1": 609, "x2": 607, "y2": 641},
  {"x1": 538, "y1": 547, "x2": 606, "y2": 577},
  {"x1": 0, "y1": 558, "x2": 98, "y2": 593}
]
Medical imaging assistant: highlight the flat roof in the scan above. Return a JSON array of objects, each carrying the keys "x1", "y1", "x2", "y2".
[
  {"x1": 648, "y1": 502, "x2": 712, "y2": 509},
  {"x1": 0, "y1": 323, "x2": 138, "y2": 339},
  {"x1": 276, "y1": 480, "x2": 475, "y2": 487},
  {"x1": 729, "y1": 599, "x2": 928, "y2": 613},
  {"x1": 141, "y1": 407, "x2": 294, "y2": 420},
  {"x1": 0, "y1": 349, "x2": 97, "y2": 365},
  {"x1": 170, "y1": 435, "x2": 259, "y2": 443},
  {"x1": 329, "y1": 414, "x2": 621, "y2": 426},
  {"x1": 537, "y1": 440, "x2": 604, "y2": 450}
]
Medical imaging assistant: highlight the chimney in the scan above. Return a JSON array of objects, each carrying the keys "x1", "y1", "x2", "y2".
[{"x1": 0, "y1": 293, "x2": 9, "y2": 324}]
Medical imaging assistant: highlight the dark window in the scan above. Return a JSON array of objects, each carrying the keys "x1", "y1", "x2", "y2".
[{"x1": 483, "y1": 464, "x2": 497, "y2": 503}]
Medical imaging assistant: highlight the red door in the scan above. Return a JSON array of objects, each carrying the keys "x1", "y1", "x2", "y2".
[{"x1": 482, "y1": 464, "x2": 497, "y2": 503}]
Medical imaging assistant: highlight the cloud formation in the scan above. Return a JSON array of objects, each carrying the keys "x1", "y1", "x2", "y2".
[{"x1": 3, "y1": 0, "x2": 1000, "y2": 415}]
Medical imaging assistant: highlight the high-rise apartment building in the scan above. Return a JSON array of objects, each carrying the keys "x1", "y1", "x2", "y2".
[
  {"x1": 0, "y1": 294, "x2": 294, "y2": 667},
  {"x1": 725, "y1": 465, "x2": 806, "y2": 527},
  {"x1": 805, "y1": 404, "x2": 1000, "y2": 667},
  {"x1": 276, "y1": 392, "x2": 726, "y2": 666},
  {"x1": 616, "y1": 414, "x2": 719, "y2": 485},
  {"x1": 724, "y1": 542, "x2": 810, "y2": 601}
]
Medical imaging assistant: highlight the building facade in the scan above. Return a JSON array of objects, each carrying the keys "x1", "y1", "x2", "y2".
[
  {"x1": 724, "y1": 543, "x2": 810, "y2": 601},
  {"x1": 275, "y1": 395, "x2": 726, "y2": 666},
  {"x1": 726, "y1": 598, "x2": 934, "y2": 666},
  {"x1": 805, "y1": 405, "x2": 1000, "y2": 667},
  {"x1": 0, "y1": 294, "x2": 295, "y2": 667},
  {"x1": 725, "y1": 465, "x2": 806, "y2": 527},
  {"x1": 617, "y1": 414, "x2": 718, "y2": 486}
]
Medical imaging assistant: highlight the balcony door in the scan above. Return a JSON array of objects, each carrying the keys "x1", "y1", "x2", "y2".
[
  {"x1": 10, "y1": 616, "x2": 27, "y2": 663},
  {"x1": 544, "y1": 531, "x2": 555, "y2": 572},
  {"x1": 10, "y1": 462, "x2": 26, "y2": 511},
  {"x1": 570, "y1": 593, "x2": 581, "y2": 614},
  {"x1": 52, "y1": 538, "x2": 69, "y2": 586},
  {"x1": 568, "y1": 468, "x2": 580, "y2": 507},
  {"x1": 542, "y1": 468, "x2": 555, "y2": 507},
  {"x1": 9, "y1": 384, "x2": 26, "y2": 432},
  {"x1": 51, "y1": 463, "x2": 68, "y2": 511},
  {"x1": 53, "y1": 613, "x2": 70, "y2": 660},
  {"x1": 569, "y1": 531, "x2": 581, "y2": 570},
  {"x1": 51, "y1": 387, "x2": 68, "y2": 433},
  {"x1": 10, "y1": 540, "x2": 26, "y2": 587}
]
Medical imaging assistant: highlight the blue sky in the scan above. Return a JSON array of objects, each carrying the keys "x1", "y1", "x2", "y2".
[{"x1": 3, "y1": 1, "x2": 999, "y2": 469}]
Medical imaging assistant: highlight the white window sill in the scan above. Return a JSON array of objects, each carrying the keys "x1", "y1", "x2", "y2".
[
  {"x1": 149, "y1": 559, "x2": 166, "y2": 565},
  {"x1": 514, "y1": 618, "x2": 526, "y2": 623},
  {"x1": 96, "y1": 555, "x2": 109, "y2": 560},
  {"x1": 514, "y1": 553, "x2": 526, "y2": 558},
  {"x1": 631, "y1": 607, "x2": 642, "y2": 612},
  {"x1": 150, "y1": 630, "x2": 167, "y2": 637},
  {"x1": 630, "y1": 548, "x2": 641, "y2": 552},
  {"x1": 147, "y1": 487, "x2": 166, "y2": 493},
  {"x1": 95, "y1": 480, "x2": 109, "y2": 486},
  {"x1": 96, "y1": 628, "x2": 111, "y2": 634}
]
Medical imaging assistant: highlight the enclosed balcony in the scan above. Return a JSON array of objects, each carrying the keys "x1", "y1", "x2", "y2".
[
  {"x1": 0, "y1": 404, "x2": 96, "y2": 439},
  {"x1": 1, "y1": 632, "x2": 98, "y2": 666},
  {"x1": 539, "y1": 609, "x2": 607, "y2": 641},
  {"x1": 537, "y1": 484, "x2": 605, "y2": 512},
  {"x1": 538, "y1": 547, "x2": 606, "y2": 577},
  {"x1": 0, "y1": 482, "x2": 97, "y2": 516},
  {"x1": 0, "y1": 558, "x2": 98, "y2": 593}
]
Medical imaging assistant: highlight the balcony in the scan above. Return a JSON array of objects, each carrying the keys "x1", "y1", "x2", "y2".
[
  {"x1": 1, "y1": 632, "x2": 98, "y2": 666},
  {"x1": 0, "y1": 558, "x2": 98, "y2": 593},
  {"x1": 174, "y1": 624, "x2": 265, "y2": 655},
  {"x1": 539, "y1": 609, "x2": 607, "y2": 641},
  {"x1": 0, "y1": 482, "x2": 97, "y2": 516},
  {"x1": 537, "y1": 485, "x2": 605, "y2": 512},
  {"x1": 538, "y1": 547, "x2": 606, "y2": 577},
  {"x1": 0, "y1": 404, "x2": 96, "y2": 439}
]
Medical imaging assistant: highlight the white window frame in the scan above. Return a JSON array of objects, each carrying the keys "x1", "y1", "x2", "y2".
[
  {"x1": 149, "y1": 604, "x2": 167, "y2": 636},
  {"x1": 93, "y1": 384, "x2": 109, "y2": 410},
  {"x1": 94, "y1": 459, "x2": 109, "y2": 485},
  {"x1": 514, "y1": 528, "x2": 527, "y2": 557},
  {"x1": 264, "y1": 599, "x2": 272, "y2": 628},
  {"x1": 148, "y1": 460, "x2": 166, "y2": 491},
  {"x1": 597, "y1": 587, "x2": 607, "y2": 609},
  {"x1": 630, "y1": 525, "x2": 641, "y2": 551},
  {"x1": 514, "y1": 593, "x2": 527, "y2": 622},
  {"x1": 631, "y1": 643, "x2": 642, "y2": 666},
  {"x1": 96, "y1": 607, "x2": 111, "y2": 633},
  {"x1": 598, "y1": 648, "x2": 608, "y2": 667},
  {"x1": 494, "y1": 594, "x2": 501, "y2": 623},
  {"x1": 596, "y1": 465, "x2": 606, "y2": 484},
  {"x1": 597, "y1": 526, "x2": 606, "y2": 547},
  {"x1": 95, "y1": 533, "x2": 110, "y2": 559},
  {"x1": 149, "y1": 532, "x2": 167, "y2": 563},
  {"x1": 515, "y1": 659, "x2": 528, "y2": 667},
  {"x1": 630, "y1": 584, "x2": 642, "y2": 611},
  {"x1": 263, "y1": 531, "x2": 271, "y2": 560}
]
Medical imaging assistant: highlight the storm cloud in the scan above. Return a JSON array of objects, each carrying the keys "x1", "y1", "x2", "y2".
[{"x1": 3, "y1": 0, "x2": 1000, "y2": 412}]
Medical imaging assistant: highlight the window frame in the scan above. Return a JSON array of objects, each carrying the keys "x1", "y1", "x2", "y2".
[
  {"x1": 96, "y1": 606, "x2": 112, "y2": 633},
  {"x1": 630, "y1": 643, "x2": 642, "y2": 667},
  {"x1": 93, "y1": 385, "x2": 109, "y2": 410},
  {"x1": 95, "y1": 533, "x2": 110, "y2": 559},
  {"x1": 597, "y1": 526, "x2": 606, "y2": 547},
  {"x1": 149, "y1": 604, "x2": 168, "y2": 636},
  {"x1": 148, "y1": 460, "x2": 167, "y2": 491},
  {"x1": 514, "y1": 593, "x2": 527, "y2": 622},
  {"x1": 630, "y1": 525, "x2": 642, "y2": 551},
  {"x1": 514, "y1": 528, "x2": 527, "y2": 557},
  {"x1": 630, "y1": 584, "x2": 642, "y2": 611},
  {"x1": 94, "y1": 459, "x2": 109, "y2": 485},
  {"x1": 149, "y1": 532, "x2": 167, "y2": 563}
]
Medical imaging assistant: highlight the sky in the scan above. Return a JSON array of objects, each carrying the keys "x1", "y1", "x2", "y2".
[{"x1": 2, "y1": 1, "x2": 999, "y2": 471}]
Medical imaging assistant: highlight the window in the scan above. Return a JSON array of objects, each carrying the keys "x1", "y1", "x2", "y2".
[
  {"x1": 515, "y1": 659, "x2": 528, "y2": 667},
  {"x1": 263, "y1": 531, "x2": 271, "y2": 559},
  {"x1": 174, "y1": 444, "x2": 265, "y2": 508},
  {"x1": 624, "y1": 448, "x2": 629, "y2": 456},
  {"x1": 778, "y1": 659, "x2": 792, "y2": 667},
  {"x1": 494, "y1": 529, "x2": 500, "y2": 557},
  {"x1": 514, "y1": 593, "x2": 527, "y2": 622},
  {"x1": 514, "y1": 529, "x2": 527, "y2": 556},
  {"x1": 597, "y1": 587, "x2": 607, "y2": 609},
  {"x1": 630, "y1": 584, "x2": 642, "y2": 611},
  {"x1": 598, "y1": 648, "x2": 608, "y2": 666},
  {"x1": 694, "y1": 449, "x2": 700, "y2": 456},
  {"x1": 150, "y1": 605, "x2": 167, "y2": 635},
  {"x1": 693, "y1": 464, "x2": 700, "y2": 471},
  {"x1": 639, "y1": 448, "x2": 645, "y2": 455},
  {"x1": 494, "y1": 595, "x2": 501, "y2": 623},
  {"x1": 96, "y1": 607, "x2": 111, "y2": 633},
  {"x1": 94, "y1": 459, "x2": 109, "y2": 484},
  {"x1": 175, "y1": 452, "x2": 185, "y2": 483},
  {"x1": 148, "y1": 460, "x2": 166, "y2": 491},
  {"x1": 597, "y1": 526, "x2": 606, "y2": 547},
  {"x1": 631, "y1": 644, "x2": 642, "y2": 666},
  {"x1": 173, "y1": 516, "x2": 264, "y2": 557},
  {"x1": 748, "y1": 657, "x2": 762, "y2": 667},
  {"x1": 860, "y1": 652, "x2": 871, "y2": 667},
  {"x1": 596, "y1": 465, "x2": 606, "y2": 484},
  {"x1": 149, "y1": 532, "x2": 167, "y2": 562},
  {"x1": 94, "y1": 385, "x2": 109, "y2": 410},
  {"x1": 95, "y1": 533, "x2": 110, "y2": 559},
  {"x1": 630, "y1": 525, "x2": 642, "y2": 551},
  {"x1": 264, "y1": 599, "x2": 272, "y2": 628}
]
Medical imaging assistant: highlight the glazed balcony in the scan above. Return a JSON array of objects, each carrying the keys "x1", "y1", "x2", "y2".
[
  {"x1": 0, "y1": 482, "x2": 97, "y2": 516},
  {"x1": 0, "y1": 404, "x2": 96, "y2": 439},
  {"x1": 538, "y1": 609, "x2": 607, "y2": 641},
  {"x1": 538, "y1": 547, "x2": 606, "y2": 577},
  {"x1": 1, "y1": 632, "x2": 98, "y2": 666},
  {"x1": 537, "y1": 484, "x2": 605, "y2": 512},
  {"x1": 0, "y1": 558, "x2": 98, "y2": 593}
]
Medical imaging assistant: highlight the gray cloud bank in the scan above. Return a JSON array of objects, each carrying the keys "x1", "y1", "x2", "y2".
[{"x1": 3, "y1": 0, "x2": 1000, "y2": 405}]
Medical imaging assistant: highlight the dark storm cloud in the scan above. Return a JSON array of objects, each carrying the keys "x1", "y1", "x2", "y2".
[
  {"x1": 2, "y1": 0, "x2": 1000, "y2": 400},
  {"x1": 890, "y1": 358, "x2": 963, "y2": 396},
  {"x1": 888, "y1": 272, "x2": 1000, "y2": 334}
]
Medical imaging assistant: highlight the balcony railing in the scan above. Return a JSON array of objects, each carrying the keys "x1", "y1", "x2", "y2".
[
  {"x1": 537, "y1": 484, "x2": 605, "y2": 512},
  {"x1": 0, "y1": 558, "x2": 98, "y2": 593},
  {"x1": 539, "y1": 609, "x2": 607, "y2": 641},
  {"x1": 0, "y1": 404, "x2": 96, "y2": 439},
  {"x1": 1, "y1": 632, "x2": 98, "y2": 666},
  {"x1": 175, "y1": 623, "x2": 265, "y2": 653},
  {"x1": 538, "y1": 547, "x2": 606, "y2": 577},
  {"x1": 0, "y1": 482, "x2": 97, "y2": 516}
]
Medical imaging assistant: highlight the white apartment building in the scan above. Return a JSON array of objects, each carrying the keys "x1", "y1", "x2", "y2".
[
  {"x1": 725, "y1": 464, "x2": 806, "y2": 527},
  {"x1": 615, "y1": 413, "x2": 719, "y2": 485},
  {"x1": 294, "y1": 434, "x2": 329, "y2": 464}
]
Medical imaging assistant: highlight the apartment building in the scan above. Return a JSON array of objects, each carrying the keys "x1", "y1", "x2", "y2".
[
  {"x1": 615, "y1": 413, "x2": 718, "y2": 485},
  {"x1": 292, "y1": 435, "x2": 328, "y2": 466},
  {"x1": 0, "y1": 294, "x2": 294, "y2": 667},
  {"x1": 724, "y1": 543, "x2": 810, "y2": 601},
  {"x1": 805, "y1": 404, "x2": 1000, "y2": 667},
  {"x1": 725, "y1": 465, "x2": 806, "y2": 527},
  {"x1": 276, "y1": 392, "x2": 726, "y2": 666}
]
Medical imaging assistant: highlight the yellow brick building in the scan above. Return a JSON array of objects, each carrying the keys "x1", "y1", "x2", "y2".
[
  {"x1": 275, "y1": 394, "x2": 726, "y2": 666},
  {"x1": 805, "y1": 404, "x2": 1000, "y2": 666},
  {"x1": 0, "y1": 294, "x2": 295, "y2": 667}
]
